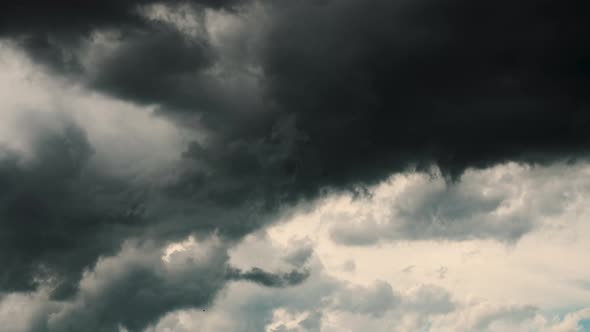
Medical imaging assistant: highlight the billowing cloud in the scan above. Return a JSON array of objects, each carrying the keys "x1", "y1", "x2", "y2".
[
  {"x1": 0, "y1": 236, "x2": 310, "y2": 332},
  {"x1": 1, "y1": 0, "x2": 590, "y2": 331},
  {"x1": 142, "y1": 221, "x2": 590, "y2": 332},
  {"x1": 4, "y1": 0, "x2": 590, "y2": 186},
  {"x1": 0, "y1": 45, "x2": 299, "y2": 307},
  {"x1": 0, "y1": 1, "x2": 242, "y2": 34},
  {"x1": 327, "y1": 162, "x2": 586, "y2": 245}
]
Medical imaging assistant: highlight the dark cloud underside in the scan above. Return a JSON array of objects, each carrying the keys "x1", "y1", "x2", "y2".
[
  {"x1": 262, "y1": 0, "x2": 590, "y2": 182},
  {"x1": 0, "y1": 1, "x2": 243, "y2": 34}
]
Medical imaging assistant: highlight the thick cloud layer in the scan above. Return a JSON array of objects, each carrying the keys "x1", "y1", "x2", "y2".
[
  {"x1": 1, "y1": 0, "x2": 590, "y2": 330},
  {"x1": 262, "y1": 0, "x2": 590, "y2": 182},
  {"x1": 6, "y1": 0, "x2": 590, "y2": 195},
  {"x1": 145, "y1": 222, "x2": 590, "y2": 332},
  {"x1": 0, "y1": 123, "x2": 142, "y2": 297},
  {"x1": 0, "y1": 1, "x2": 242, "y2": 34},
  {"x1": 0, "y1": 236, "x2": 309, "y2": 332}
]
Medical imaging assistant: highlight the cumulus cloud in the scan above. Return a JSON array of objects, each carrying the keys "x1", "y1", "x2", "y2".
[
  {"x1": 325, "y1": 162, "x2": 590, "y2": 245},
  {"x1": 0, "y1": 236, "x2": 310, "y2": 332},
  {"x1": 141, "y1": 225, "x2": 590, "y2": 332}
]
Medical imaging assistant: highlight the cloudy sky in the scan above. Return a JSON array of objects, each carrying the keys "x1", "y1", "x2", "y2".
[{"x1": 1, "y1": 1, "x2": 590, "y2": 331}]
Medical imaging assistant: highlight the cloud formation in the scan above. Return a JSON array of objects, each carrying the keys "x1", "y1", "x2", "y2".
[
  {"x1": 6, "y1": 0, "x2": 590, "y2": 181},
  {"x1": 142, "y1": 226, "x2": 590, "y2": 332},
  {"x1": 1, "y1": 0, "x2": 590, "y2": 330},
  {"x1": 328, "y1": 163, "x2": 577, "y2": 245}
]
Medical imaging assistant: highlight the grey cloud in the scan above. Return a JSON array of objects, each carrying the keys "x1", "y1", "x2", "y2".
[
  {"x1": 0, "y1": 123, "x2": 144, "y2": 298},
  {"x1": 297, "y1": 311, "x2": 322, "y2": 332},
  {"x1": 4, "y1": 0, "x2": 589, "y2": 251},
  {"x1": 341, "y1": 260, "x2": 356, "y2": 273},
  {"x1": 3, "y1": 0, "x2": 590, "y2": 212},
  {"x1": 0, "y1": 238, "x2": 312, "y2": 332},
  {"x1": 473, "y1": 304, "x2": 538, "y2": 330},
  {"x1": 402, "y1": 285, "x2": 455, "y2": 315},
  {"x1": 283, "y1": 239, "x2": 314, "y2": 268},
  {"x1": 331, "y1": 281, "x2": 400, "y2": 318},
  {"x1": 269, "y1": 312, "x2": 322, "y2": 332},
  {"x1": 261, "y1": 0, "x2": 590, "y2": 183},
  {"x1": 328, "y1": 167, "x2": 569, "y2": 245},
  {"x1": 8, "y1": 1, "x2": 268, "y2": 136},
  {"x1": 0, "y1": 1, "x2": 244, "y2": 36},
  {"x1": 227, "y1": 267, "x2": 310, "y2": 288},
  {"x1": 8, "y1": 0, "x2": 590, "y2": 198},
  {"x1": 43, "y1": 242, "x2": 230, "y2": 332},
  {"x1": 1, "y1": 0, "x2": 590, "y2": 330},
  {"x1": 0, "y1": 113, "x2": 302, "y2": 305}
]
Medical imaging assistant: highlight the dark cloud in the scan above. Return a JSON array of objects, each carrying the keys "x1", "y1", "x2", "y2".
[
  {"x1": 227, "y1": 267, "x2": 310, "y2": 288},
  {"x1": 0, "y1": 118, "x2": 303, "y2": 300},
  {"x1": 89, "y1": 28, "x2": 214, "y2": 107},
  {"x1": 0, "y1": 115, "x2": 309, "y2": 331},
  {"x1": 261, "y1": 0, "x2": 590, "y2": 183},
  {"x1": 36, "y1": 0, "x2": 590, "y2": 233},
  {"x1": 43, "y1": 243, "x2": 230, "y2": 332},
  {"x1": 402, "y1": 285, "x2": 455, "y2": 315},
  {"x1": 0, "y1": 1, "x2": 242, "y2": 35},
  {"x1": 1, "y1": 0, "x2": 590, "y2": 330},
  {"x1": 4, "y1": 0, "x2": 590, "y2": 182},
  {"x1": 17, "y1": 239, "x2": 306, "y2": 332},
  {"x1": 2, "y1": 0, "x2": 262, "y2": 134},
  {"x1": 0, "y1": 123, "x2": 144, "y2": 299}
]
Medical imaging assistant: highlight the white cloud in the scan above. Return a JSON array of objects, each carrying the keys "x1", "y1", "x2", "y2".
[
  {"x1": 144, "y1": 162, "x2": 590, "y2": 331},
  {"x1": 0, "y1": 42, "x2": 189, "y2": 180}
]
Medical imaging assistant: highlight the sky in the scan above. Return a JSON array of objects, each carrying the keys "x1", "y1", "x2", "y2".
[{"x1": 0, "y1": 1, "x2": 589, "y2": 331}]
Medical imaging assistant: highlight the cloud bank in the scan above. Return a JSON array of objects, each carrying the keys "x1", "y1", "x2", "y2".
[{"x1": 1, "y1": 0, "x2": 589, "y2": 331}]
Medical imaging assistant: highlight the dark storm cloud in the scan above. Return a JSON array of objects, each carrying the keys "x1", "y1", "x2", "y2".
[
  {"x1": 4, "y1": 0, "x2": 590, "y2": 182},
  {"x1": 1, "y1": 0, "x2": 261, "y2": 131},
  {"x1": 0, "y1": 118, "x2": 300, "y2": 296},
  {"x1": 43, "y1": 243, "x2": 231, "y2": 332},
  {"x1": 0, "y1": 1, "x2": 242, "y2": 35},
  {"x1": 0, "y1": 115, "x2": 310, "y2": 331},
  {"x1": 261, "y1": 0, "x2": 590, "y2": 184},
  {"x1": 152, "y1": 0, "x2": 590, "y2": 241},
  {"x1": 0, "y1": 123, "x2": 144, "y2": 299},
  {"x1": 2, "y1": 0, "x2": 590, "y2": 330},
  {"x1": 89, "y1": 28, "x2": 213, "y2": 108}
]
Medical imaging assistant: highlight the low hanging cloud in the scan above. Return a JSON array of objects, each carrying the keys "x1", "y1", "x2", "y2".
[
  {"x1": 4, "y1": 0, "x2": 590, "y2": 184},
  {"x1": 0, "y1": 0, "x2": 590, "y2": 330},
  {"x1": 142, "y1": 230, "x2": 590, "y2": 332},
  {"x1": 0, "y1": 46, "x2": 299, "y2": 309},
  {"x1": 326, "y1": 162, "x2": 589, "y2": 245},
  {"x1": 0, "y1": 237, "x2": 310, "y2": 332},
  {"x1": 3, "y1": 0, "x2": 590, "y2": 224}
]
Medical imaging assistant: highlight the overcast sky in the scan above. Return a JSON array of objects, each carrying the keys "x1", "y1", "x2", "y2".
[{"x1": 1, "y1": 1, "x2": 590, "y2": 331}]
